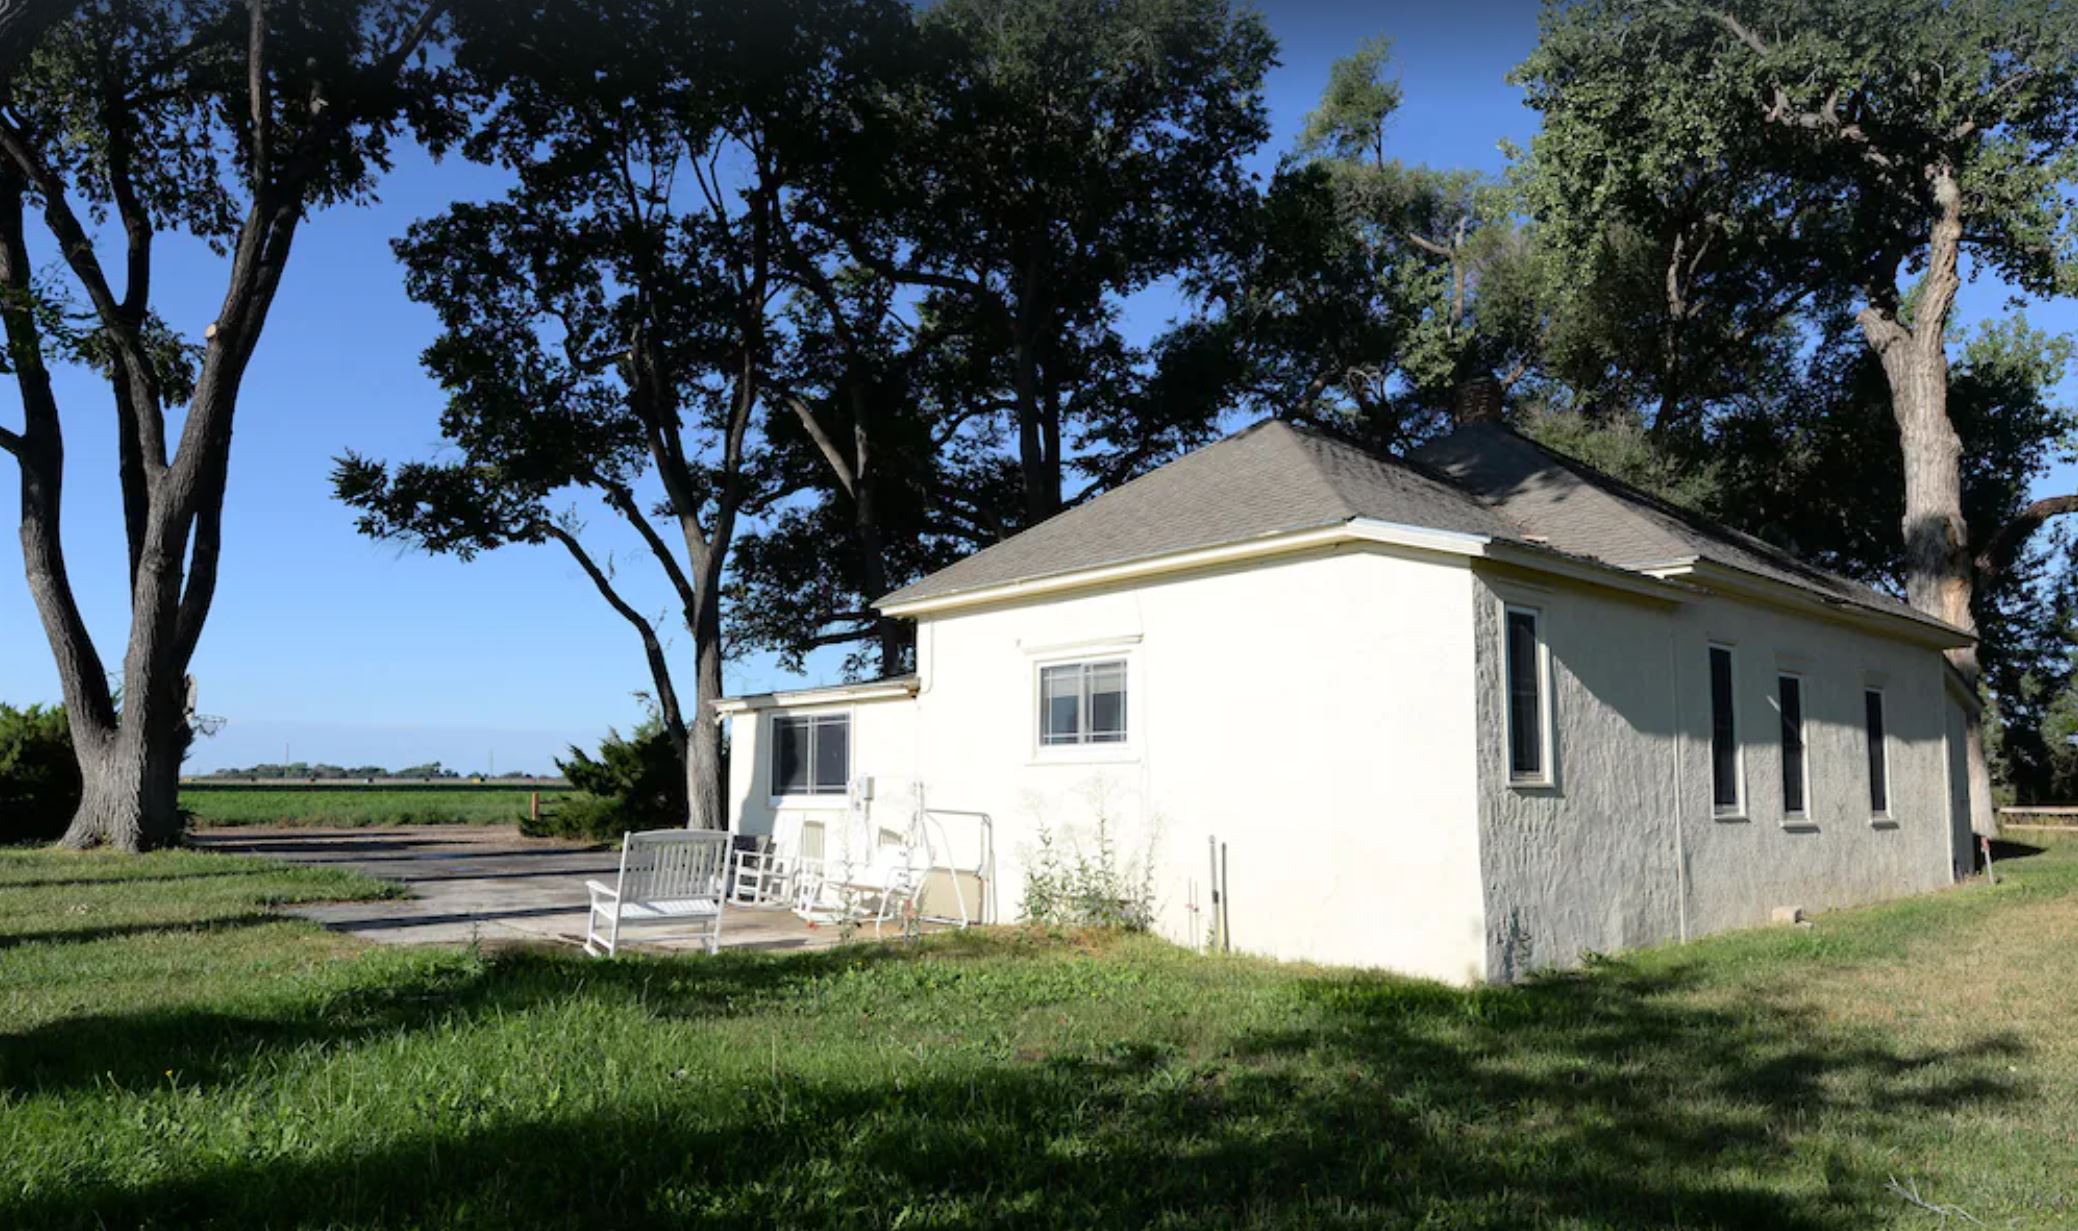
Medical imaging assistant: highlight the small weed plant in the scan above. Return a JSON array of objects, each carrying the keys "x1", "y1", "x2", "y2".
[{"x1": 1021, "y1": 808, "x2": 1157, "y2": 930}]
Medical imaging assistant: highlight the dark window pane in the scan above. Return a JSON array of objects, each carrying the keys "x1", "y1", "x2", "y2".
[
  {"x1": 1780, "y1": 676, "x2": 1805, "y2": 814},
  {"x1": 1865, "y1": 690, "x2": 1888, "y2": 814},
  {"x1": 1710, "y1": 647, "x2": 1738, "y2": 809},
  {"x1": 773, "y1": 717, "x2": 809, "y2": 795},
  {"x1": 1040, "y1": 665, "x2": 1080, "y2": 745},
  {"x1": 1506, "y1": 610, "x2": 1542, "y2": 777},
  {"x1": 1087, "y1": 661, "x2": 1127, "y2": 742},
  {"x1": 812, "y1": 715, "x2": 849, "y2": 793}
]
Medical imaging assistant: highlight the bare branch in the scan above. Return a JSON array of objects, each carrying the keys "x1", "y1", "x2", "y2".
[
  {"x1": 546, "y1": 523, "x2": 687, "y2": 741},
  {"x1": 0, "y1": 422, "x2": 19, "y2": 455},
  {"x1": 784, "y1": 392, "x2": 856, "y2": 497},
  {"x1": 1704, "y1": 8, "x2": 1769, "y2": 56},
  {"x1": 1884, "y1": 1174, "x2": 1982, "y2": 1225},
  {"x1": 594, "y1": 473, "x2": 697, "y2": 607},
  {"x1": 1402, "y1": 230, "x2": 1452, "y2": 259},
  {"x1": 1703, "y1": 8, "x2": 1896, "y2": 168}
]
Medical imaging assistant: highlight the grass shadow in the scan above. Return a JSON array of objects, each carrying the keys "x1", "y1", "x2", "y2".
[
  {"x1": 0, "y1": 941, "x2": 915, "y2": 1098},
  {"x1": 2, "y1": 936, "x2": 2036, "y2": 1229}
]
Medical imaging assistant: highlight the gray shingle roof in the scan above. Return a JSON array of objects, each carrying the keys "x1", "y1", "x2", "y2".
[
  {"x1": 878, "y1": 419, "x2": 1512, "y2": 607},
  {"x1": 879, "y1": 417, "x2": 1960, "y2": 640},
  {"x1": 1410, "y1": 423, "x2": 1939, "y2": 629}
]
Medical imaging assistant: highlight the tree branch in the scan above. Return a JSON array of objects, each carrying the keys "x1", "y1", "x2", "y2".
[
  {"x1": 1402, "y1": 230, "x2": 1452, "y2": 259},
  {"x1": 246, "y1": 0, "x2": 268, "y2": 188},
  {"x1": 0, "y1": 422, "x2": 19, "y2": 455},
  {"x1": 1977, "y1": 495, "x2": 2078, "y2": 581},
  {"x1": 546, "y1": 523, "x2": 687, "y2": 743},
  {"x1": 0, "y1": 114, "x2": 162, "y2": 395},
  {"x1": 783, "y1": 393, "x2": 856, "y2": 497},
  {"x1": 0, "y1": 170, "x2": 115, "y2": 729},
  {"x1": 594, "y1": 473, "x2": 697, "y2": 608},
  {"x1": 798, "y1": 625, "x2": 876, "y2": 650},
  {"x1": 1703, "y1": 8, "x2": 1896, "y2": 169}
]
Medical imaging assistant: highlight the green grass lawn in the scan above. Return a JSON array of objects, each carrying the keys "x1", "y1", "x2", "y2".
[
  {"x1": 4, "y1": 840, "x2": 2077, "y2": 1229},
  {"x1": 181, "y1": 784, "x2": 573, "y2": 827}
]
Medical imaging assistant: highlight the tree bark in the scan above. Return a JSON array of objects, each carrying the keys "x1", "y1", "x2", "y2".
[
  {"x1": 0, "y1": 169, "x2": 179, "y2": 850},
  {"x1": 846, "y1": 389, "x2": 908, "y2": 677},
  {"x1": 0, "y1": 0, "x2": 414, "y2": 849},
  {"x1": 686, "y1": 577, "x2": 726, "y2": 831},
  {"x1": 1855, "y1": 166, "x2": 1997, "y2": 840},
  {"x1": 548, "y1": 523, "x2": 688, "y2": 759},
  {"x1": 1009, "y1": 253, "x2": 1060, "y2": 526}
]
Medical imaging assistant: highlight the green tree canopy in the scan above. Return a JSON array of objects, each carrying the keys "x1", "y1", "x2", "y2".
[{"x1": 1515, "y1": 0, "x2": 2078, "y2": 829}]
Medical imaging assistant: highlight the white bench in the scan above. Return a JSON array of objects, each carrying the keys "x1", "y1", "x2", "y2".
[{"x1": 584, "y1": 829, "x2": 729, "y2": 957}]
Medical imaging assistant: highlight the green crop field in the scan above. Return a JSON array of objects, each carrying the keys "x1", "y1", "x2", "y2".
[{"x1": 180, "y1": 784, "x2": 575, "y2": 828}]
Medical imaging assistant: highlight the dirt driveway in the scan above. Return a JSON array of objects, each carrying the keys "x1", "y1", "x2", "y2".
[{"x1": 191, "y1": 825, "x2": 837, "y2": 954}]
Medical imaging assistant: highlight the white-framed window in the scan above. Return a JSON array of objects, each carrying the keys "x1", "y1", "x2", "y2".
[
  {"x1": 1708, "y1": 643, "x2": 1744, "y2": 817},
  {"x1": 1863, "y1": 687, "x2": 1891, "y2": 818},
  {"x1": 1038, "y1": 659, "x2": 1128, "y2": 747},
  {"x1": 770, "y1": 712, "x2": 849, "y2": 798},
  {"x1": 1777, "y1": 672, "x2": 1809, "y2": 820},
  {"x1": 1502, "y1": 603, "x2": 1554, "y2": 786}
]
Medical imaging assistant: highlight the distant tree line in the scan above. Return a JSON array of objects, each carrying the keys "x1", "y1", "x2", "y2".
[
  {"x1": 191, "y1": 762, "x2": 465, "y2": 782},
  {"x1": 8, "y1": 0, "x2": 2078, "y2": 849}
]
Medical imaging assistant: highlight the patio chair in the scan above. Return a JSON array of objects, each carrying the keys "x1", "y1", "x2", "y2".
[
  {"x1": 804, "y1": 837, "x2": 927, "y2": 938},
  {"x1": 728, "y1": 836, "x2": 812, "y2": 906},
  {"x1": 584, "y1": 829, "x2": 729, "y2": 958}
]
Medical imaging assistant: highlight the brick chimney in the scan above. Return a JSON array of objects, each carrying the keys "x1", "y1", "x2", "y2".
[{"x1": 1453, "y1": 373, "x2": 1504, "y2": 425}]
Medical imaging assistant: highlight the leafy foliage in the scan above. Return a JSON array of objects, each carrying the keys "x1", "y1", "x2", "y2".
[
  {"x1": 1020, "y1": 812, "x2": 1156, "y2": 931},
  {"x1": 0, "y1": 702, "x2": 79, "y2": 843},
  {"x1": 532, "y1": 719, "x2": 690, "y2": 841},
  {"x1": 1174, "y1": 33, "x2": 1555, "y2": 452}
]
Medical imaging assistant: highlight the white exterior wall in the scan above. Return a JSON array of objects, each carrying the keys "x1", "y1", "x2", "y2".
[
  {"x1": 727, "y1": 692, "x2": 921, "y2": 863},
  {"x1": 1470, "y1": 566, "x2": 1957, "y2": 979},
  {"x1": 729, "y1": 544, "x2": 1491, "y2": 984}
]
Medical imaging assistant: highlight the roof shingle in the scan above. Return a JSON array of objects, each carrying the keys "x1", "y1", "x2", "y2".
[
  {"x1": 878, "y1": 419, "x2": 1510, "y2": 607},
  {"x1": 879, "y1": 417, "x2": 1959, "y2": 640}
]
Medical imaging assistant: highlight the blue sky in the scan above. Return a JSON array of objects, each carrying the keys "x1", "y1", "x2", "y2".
[{"x1": 2, "y1": 0, "x2": 2071, "y2": 775}]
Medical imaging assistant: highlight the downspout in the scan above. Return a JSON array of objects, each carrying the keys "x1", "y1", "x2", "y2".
[{"x1": 1667, "y1": 621, "x2": 1689, "y2": 943}]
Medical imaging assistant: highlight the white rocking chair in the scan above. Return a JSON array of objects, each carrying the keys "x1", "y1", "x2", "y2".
[{"x1": 584, "y1": 829, "x2": 729, "y2": 957}]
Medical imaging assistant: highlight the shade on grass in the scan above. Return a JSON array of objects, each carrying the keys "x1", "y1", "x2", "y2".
[{"x1": 2, "y1": 839, "x2": 2076, "y2": 1229}]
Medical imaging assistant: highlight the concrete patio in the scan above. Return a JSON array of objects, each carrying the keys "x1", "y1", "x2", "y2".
[{"x1": 191, "y1": 825, "x2": 846, "y2": 954}]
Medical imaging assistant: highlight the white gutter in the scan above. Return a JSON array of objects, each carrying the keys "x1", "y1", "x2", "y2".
[
  {"x1": 880, "y1": 518, "x2": 1700, "y2": 619},
  {"x1": 1636, "y1": 558, "x2": 1971, "y2": 649},
  {"x1": 878, "y1": 520, "x2": 1493, "y2": 619},
  {"x1": 1482, "y1": 541, "x2": 1694, "y2": 605},
  {"x1": 713, "y1": 677, "x2": 920, "y2": 716}
]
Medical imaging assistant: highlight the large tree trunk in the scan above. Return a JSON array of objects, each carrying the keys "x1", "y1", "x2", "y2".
[
  {"x1": 62, "y1": 718, "x2": 184, "y2": 850},
  {"x1": 687, "y1": 583, "x2": 726, "y2": 831},
  {"x1": 1857, "y1": 167, "x2": 1997, "y2": 842},
  {"x1": 846, "y1": 405, "x2": 911, "y2": 678}
]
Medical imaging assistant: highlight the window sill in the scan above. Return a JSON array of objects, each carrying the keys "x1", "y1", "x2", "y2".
[
  {"x1": 1780, "y1": 816, "x2": 1820, "y2": 832},
  {"x1": 1870, "y1": 816, "x2": 1900, "y2": 830},
  {"x1": 1712, "y1": 810, "x2": 1750, "y2": 823},
  {"x1": 1507, "y1": 777, "x2": 1559, "y2": 794},
  {"x1": 768, "y1": 795, "x2": 851, "y2": 810}
]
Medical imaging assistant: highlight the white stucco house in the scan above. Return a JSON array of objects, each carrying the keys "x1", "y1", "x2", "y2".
[{"x1": 718, "y1": 417, "x2": 1978, "y2": 984}]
